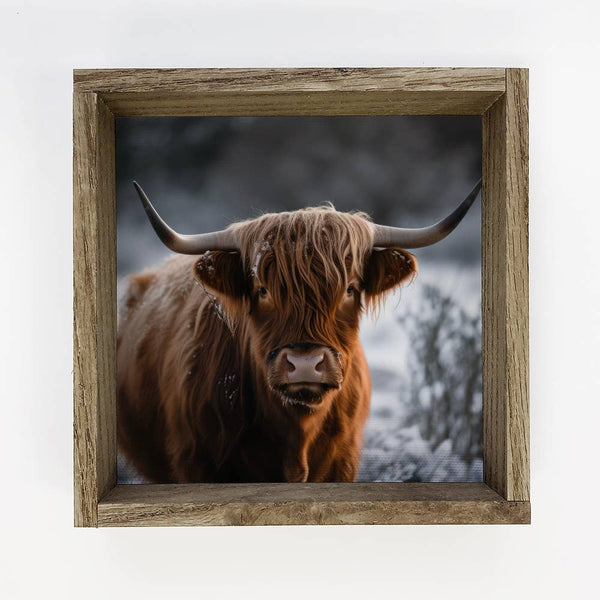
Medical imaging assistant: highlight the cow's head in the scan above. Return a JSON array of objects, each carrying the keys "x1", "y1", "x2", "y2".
[{"x1": 133, "y1": 181, "x2": 480, "y2": 410}]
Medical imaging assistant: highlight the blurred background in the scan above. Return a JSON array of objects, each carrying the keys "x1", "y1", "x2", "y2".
[{"x1": 116, "y1": 116, "x2": 482, "y2": 483}]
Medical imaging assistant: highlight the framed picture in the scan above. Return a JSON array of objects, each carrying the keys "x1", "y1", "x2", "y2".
[{"x1": 73, "y1": 67, "x2": 529, "y2": 526}]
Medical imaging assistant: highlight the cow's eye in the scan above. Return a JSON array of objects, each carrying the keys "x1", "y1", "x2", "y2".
[
  {"x1": 346, "y1": 284, "x2": 355, "y2": 295},
  {"x1": 258, "y1": 286, "x2": 268, "y2": 297}
]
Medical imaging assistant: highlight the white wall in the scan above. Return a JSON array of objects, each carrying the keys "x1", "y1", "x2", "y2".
[{"x1": 1, "y1": 1, "x2": 598, "y2": 598}]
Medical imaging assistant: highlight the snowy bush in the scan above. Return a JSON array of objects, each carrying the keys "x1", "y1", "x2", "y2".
[
  {"x1": 358, "y1": 282, "x2": 483, "y2": 482},
  {"x1": 402, "y1": 285, "x2": 482, "y2": 462}
]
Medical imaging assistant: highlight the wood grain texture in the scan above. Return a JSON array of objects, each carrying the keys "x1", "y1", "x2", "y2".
[
  {"x1": 73, "y1": 67, "x2": 506, "y2": 92},
  {"x1": 482, "y1": 69, "x2": 529, "y2": 501},
  {"x1": 73, "y1": 92, "x2": 117, "y2": 526},
  {"x1": 98, "y1": 483, "x2": 530, "y2": 526},
  {"x1": 504, "y1": 69, "x2": 530, "y2": 500},
  {"x1": 72, "y1": 68, "x2": 505, "y2": 116}
]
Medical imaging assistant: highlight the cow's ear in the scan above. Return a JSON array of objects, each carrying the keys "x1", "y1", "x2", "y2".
[
  {"x1": 193, "y1": 251, "x2": 247, "y2": 298},
  {"x1": 363, "y1": 248, "x2": 417, "y2": 298}
]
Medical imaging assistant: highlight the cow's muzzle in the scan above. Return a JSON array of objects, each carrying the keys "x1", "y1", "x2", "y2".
[{"x1": 267, "y1": 343, "x2": 343, "y2": 406}]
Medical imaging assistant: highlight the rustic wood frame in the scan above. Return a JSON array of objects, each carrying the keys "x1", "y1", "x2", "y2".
[{"x1": 73, "y1": 67, "x2": 529, "y2": 527}]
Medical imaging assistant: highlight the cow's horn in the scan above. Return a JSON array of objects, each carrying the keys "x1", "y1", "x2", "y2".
[
  {"x1": 133, "y1": 181, "x2": 238, "y2": 254},
  {"x1": 371, "y1": 179, "x2": 482, "y2": 249}
]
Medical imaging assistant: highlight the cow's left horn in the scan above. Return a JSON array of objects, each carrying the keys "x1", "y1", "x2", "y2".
[
  {"x1": 133, "y1": 181, "x2": 238, "y2": 254},
  {"x1": 371, "y1": 179, "x2": 482, "y2": 249}
]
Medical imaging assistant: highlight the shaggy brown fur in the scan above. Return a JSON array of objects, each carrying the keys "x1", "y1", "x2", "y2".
[{"x1": 117, "y1": 206, "x2": 416, "y2": 482}]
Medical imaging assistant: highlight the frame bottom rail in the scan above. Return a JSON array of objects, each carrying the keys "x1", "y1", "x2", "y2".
[{"x1": 98, "y1": 482, "x2": 530, "y2": 526}]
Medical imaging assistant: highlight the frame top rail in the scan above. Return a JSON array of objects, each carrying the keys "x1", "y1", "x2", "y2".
[{"x1": 74, "y1": 67, "x2": 506, "y2": 94}]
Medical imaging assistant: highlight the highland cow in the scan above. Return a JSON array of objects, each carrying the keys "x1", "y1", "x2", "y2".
[{"x1": 117, "y1": 181, "x2": 480, "y2": 483}]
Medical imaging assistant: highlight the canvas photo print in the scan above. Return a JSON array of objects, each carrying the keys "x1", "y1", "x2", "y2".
[{"x1": 116, "y1": 116, "x2": 482, "y2": 484}]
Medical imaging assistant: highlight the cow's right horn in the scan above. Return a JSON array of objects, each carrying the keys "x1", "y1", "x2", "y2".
[{"x1": 133, "y1": 181, "x2": 238, "y2": 254}]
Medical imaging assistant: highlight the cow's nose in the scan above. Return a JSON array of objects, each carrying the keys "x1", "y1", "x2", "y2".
[{"x1": 284, "y1": 349, "x2": 325, "y2": 384}]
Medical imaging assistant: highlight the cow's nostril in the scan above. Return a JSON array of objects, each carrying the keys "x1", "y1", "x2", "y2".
[
  {"x1": 285, "y1": 355, "x2": 296, "y2": 372},
  {"x1": 315, "y1": 357, "x2": 325, "y2": 373}
]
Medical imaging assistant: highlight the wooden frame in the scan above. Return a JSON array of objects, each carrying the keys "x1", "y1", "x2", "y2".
[{"x1": 73, "y1": 67, "x2": 529, "y2": 527}]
